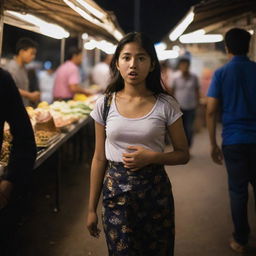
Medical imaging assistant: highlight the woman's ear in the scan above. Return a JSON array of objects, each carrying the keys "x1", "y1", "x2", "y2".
[
  {"x1": 116, "y1": 61, "x2": 120, "y2": 71},
  {"x1": 150, "y1": 61, "x2": 155, "y2": 72}
]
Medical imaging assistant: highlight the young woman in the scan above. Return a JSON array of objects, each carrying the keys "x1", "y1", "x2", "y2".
[{"x1": 87, "y1": 32, "x2": 189, "y2": 256}]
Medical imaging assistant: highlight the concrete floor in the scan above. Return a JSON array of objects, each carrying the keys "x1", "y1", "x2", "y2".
[{"x1": 15, "y1": 128, "x2": 256, "y2": 256}]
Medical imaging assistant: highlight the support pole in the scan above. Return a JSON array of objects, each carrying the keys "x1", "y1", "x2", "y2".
[
  {"x1": 94, "y1": 47, "x2": 100, "y2": 64},
  {"x1": 60, "y1": 38, "x2": 65, "y2": 64},
  {"x1": 0, "y1": 0, "x2": 4, "y2": 59}
]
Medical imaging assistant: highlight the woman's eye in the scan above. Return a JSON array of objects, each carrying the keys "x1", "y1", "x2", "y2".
[
  {"x1": 122, "y1": 56, "x2": 130, "y2": 61},
  {"x1": 139, "y1": 57, "x2": 145, "y2": 61}
]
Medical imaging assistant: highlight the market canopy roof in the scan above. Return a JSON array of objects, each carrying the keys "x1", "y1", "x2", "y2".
[
  {"x1": 3, "y1": 0, "x2": 124, "y2": 43},
  {"x1": 166, "y1": 0, "x2": 256, "y2": 43},
  {"x1": 185, "y1": 0, "x2": 256, "y2": 34}
]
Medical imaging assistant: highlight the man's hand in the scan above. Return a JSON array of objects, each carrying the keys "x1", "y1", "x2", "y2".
[
  {"x1": 0, "y1": 180, "x2": 13, "y2": 210},
  {"x1": 84, "y1": 87, "x2": 101, "y2": 95},
  {"x1": 211, "y1": 144, "x2": 223, "y2": 165},
  {"x1": 122, "y1": 146, "x2": 154, "y2": 171},
  {"x1": 29, "y1": 91, "x2": 41, "y2": 102}
]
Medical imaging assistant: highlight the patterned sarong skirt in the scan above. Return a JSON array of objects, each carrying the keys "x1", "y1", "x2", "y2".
[{"x1": 102, "y1": 161, "x2": 175, "y2": 256}]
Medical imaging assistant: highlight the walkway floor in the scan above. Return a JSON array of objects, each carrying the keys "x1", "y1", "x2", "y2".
[{"x1": 17, "y1": 128, "x2": 256, "y2": 256}]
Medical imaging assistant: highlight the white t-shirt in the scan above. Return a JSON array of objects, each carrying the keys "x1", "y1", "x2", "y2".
[
  {"x1": 38, "y1": 70, "x2": 55, "y2": 103},
  {"x1": 90, "y1": 93, "x2": 182, "y2": 162}
]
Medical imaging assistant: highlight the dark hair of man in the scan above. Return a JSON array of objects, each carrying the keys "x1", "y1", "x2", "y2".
[
  {"x1": 15, "y1": 37, "x2": 38, "y2": 55},
  {"x1": 224, "y1": 28, "x2": 251, "y2": 55},
  {"x1": 177, "y1": 57, "x2": 190, "y2": 68},
  {"x1": 65, "y1": 46, "x2": 82, "y2": 61},
  {"x1": 105, "y1": 32, "x2": 166, "y2": 95}
]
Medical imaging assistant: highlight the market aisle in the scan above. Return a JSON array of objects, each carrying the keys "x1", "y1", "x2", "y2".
[
  {"x1": 170, "y1": 128, "x2": 256, "y2": 256},
  {"x1": 17, "y1": 128, "x2": 256, "y2": 256}
]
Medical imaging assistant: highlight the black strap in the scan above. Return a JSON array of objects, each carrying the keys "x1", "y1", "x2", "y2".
[{"x1": 103, "y1": 93, "x2": 113, "y2": 125}]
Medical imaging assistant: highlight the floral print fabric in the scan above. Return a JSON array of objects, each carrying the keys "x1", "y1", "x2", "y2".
[{"x1": 102, "y1": 162, "x2": 175, "y2": 256}]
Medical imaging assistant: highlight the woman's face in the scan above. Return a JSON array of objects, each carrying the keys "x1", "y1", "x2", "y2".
[{"x1": 116, "y1": 42, "x2": 153, "y2": 87}]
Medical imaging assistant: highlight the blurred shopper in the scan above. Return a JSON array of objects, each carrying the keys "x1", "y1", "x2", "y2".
[
  {"x1": 5, "y1": 37, "x2": 40, "y2": 106},
  {"x1": 171, "y1": 58, "x2": 200, "y2": 147},
  {"x1": 53, "y1": 47, "x2": 98, "y2": 101},
  {"x1": 91, "y1": 53, "x2": 112, "y2": 92},
  {"x1": 27, "y1": 67, "x2": 41, "y2": 108},
  {"x1": 38, "y1": 61, "x2": 57, "y2": 104},
  {"x1": 160, "y1": 60, "x2": 174, "y2": 93},
  {"x1": 28, "y1": 67, "x2": 40, "y2": 93},
  {"x1": 0, "y1": 68, "x2": 37, "y2": 255},
  {"x1": 206, "y1": 28, "x2": 256, "y2": 253},
  {"x1": 87, "y1": 32, "x2": 189, "y2": 256}
]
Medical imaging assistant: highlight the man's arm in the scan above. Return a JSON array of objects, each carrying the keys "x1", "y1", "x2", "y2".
[
  {"x1": 206, "y1": 96, "x2": 223, "y2": 164},
  {"x1": 19, "y1": 88, "x2": 40, "y2": 103},
  {"x1": 69, "y1": 84, "x2": 100, "y2": 95}
]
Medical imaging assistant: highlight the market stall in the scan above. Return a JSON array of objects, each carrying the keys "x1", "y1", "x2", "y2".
[
  {"x1": 0, "y1": 0, "x2": 123, "y2": 212},
  {"x1": 0, "y1": 95, "x2": 99, "y2": 211}
]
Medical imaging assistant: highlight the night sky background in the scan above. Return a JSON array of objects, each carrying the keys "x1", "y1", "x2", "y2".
[{"x1": 94, "y1": 0, "x2": 201, "y2": 43}]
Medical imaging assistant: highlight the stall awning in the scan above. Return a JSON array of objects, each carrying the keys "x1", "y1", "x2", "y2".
[
  {"x1": 167, "y1": 0, "x2": 256, "y2": 43},
  {"x1": 3, "y1": 0, "x2": 124, "y2": 43},
  {"x1": 185, "y1": 0, "x2": 256, "y2": 34}
]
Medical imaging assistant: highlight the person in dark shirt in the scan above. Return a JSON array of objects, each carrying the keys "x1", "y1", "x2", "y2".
[{"x1": 0, "y1": 68, "x2": 37, "y2": 254}]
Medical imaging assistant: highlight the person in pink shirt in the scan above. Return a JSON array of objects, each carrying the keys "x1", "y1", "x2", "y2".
[{"x1": 53, "y1": 47, "x2": 97, "y2": 100}]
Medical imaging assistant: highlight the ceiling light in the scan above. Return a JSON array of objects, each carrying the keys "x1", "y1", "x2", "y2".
[
  {"x1": 172, "y1": 45, "x2": 180, "y2": 51},
  {"x1": 113, "y1": 30, "x2": 123, "y2": 41},
  {"x1": 84, "y1": 40, "x2": 96, "y2": 50},
  {"x1": 63, "y1": 0, "x2": 98, "y2": 26},
  {"x1": 84, "y1": 39, "x2": 116, "y2": 54},
  {"x1": 6, "y1": 11, "x2": 69, "y2": 39},
  {"x1": 97, "y1": 40, "x2": 116, "y2": 54},
  {"x1": 156, "y1": 49, "x2": 179, "y2": 61},
  {"x1": 75, "y1": 0, "x2": 106, "y2": 19},
  {"x1": 63, "y1": 0, "x2": 123, "y2": 41},
  {"x1": 169, "y1": 9, "x2": 194, "y2": 41},
  {"x1": 179, "y1": 33, "x2": 223, "y2": 44},
  {"x1": 154, "y1": 42, "x2": 167, "y2": 52},
  {"x1": 82, "y1": 33, "x2": 89, "y2": 40}
]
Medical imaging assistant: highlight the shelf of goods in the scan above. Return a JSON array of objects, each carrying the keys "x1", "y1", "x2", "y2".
[{"x1": 0, "y1": 94, "x2": 99, "y2": 173}]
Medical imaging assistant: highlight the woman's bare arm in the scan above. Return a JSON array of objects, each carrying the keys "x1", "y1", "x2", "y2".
[{"x1": 88, "y1": 122, "x2": 108, "y2": 213}]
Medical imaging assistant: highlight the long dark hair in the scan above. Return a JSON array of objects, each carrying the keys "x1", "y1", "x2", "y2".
[{"x1": 105, "y1": 32, "x2": 166, "y2": 95}]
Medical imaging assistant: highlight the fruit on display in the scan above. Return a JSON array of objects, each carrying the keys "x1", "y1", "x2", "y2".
[
  {"x1": 37, "y1": 101, "x2": 50, "y2": 109},
  {"x1": 26, "y1": 106, "x2": 35, "y2": 118},
  {"x1": 73, "y1": 93, "x2": 87, "y2": 101},
  {"x1": 23, "y1": 97, "x2": 96, "y2": 148}
]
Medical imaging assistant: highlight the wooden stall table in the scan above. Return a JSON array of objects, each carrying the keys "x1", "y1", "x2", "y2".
[{"x1": 34, "y1": 116, "x2": 91, "y2": 212}]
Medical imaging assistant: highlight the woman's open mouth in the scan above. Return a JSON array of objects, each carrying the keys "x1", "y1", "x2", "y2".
[{"x1": 128, "y1": 71, "x2": 138, "y2": 78}]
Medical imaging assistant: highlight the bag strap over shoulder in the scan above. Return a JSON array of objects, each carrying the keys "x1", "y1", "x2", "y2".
[{"x1": 103, "y1": 93, "x2": 113, "y2": 125}]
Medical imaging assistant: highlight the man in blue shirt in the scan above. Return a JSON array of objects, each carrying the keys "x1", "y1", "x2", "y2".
[{"x1": 206, "y1": 28, "x2": 256, "y2": 253}]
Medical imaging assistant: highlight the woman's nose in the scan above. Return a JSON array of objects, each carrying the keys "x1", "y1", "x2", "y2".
[{"x1": 129, "y1": 58, "x2": 137, "y2": 69}]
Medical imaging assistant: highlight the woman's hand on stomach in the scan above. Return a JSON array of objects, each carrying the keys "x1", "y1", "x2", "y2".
[{"x1": 122, "y1": 145, "x2": 155, "y2": 171}]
